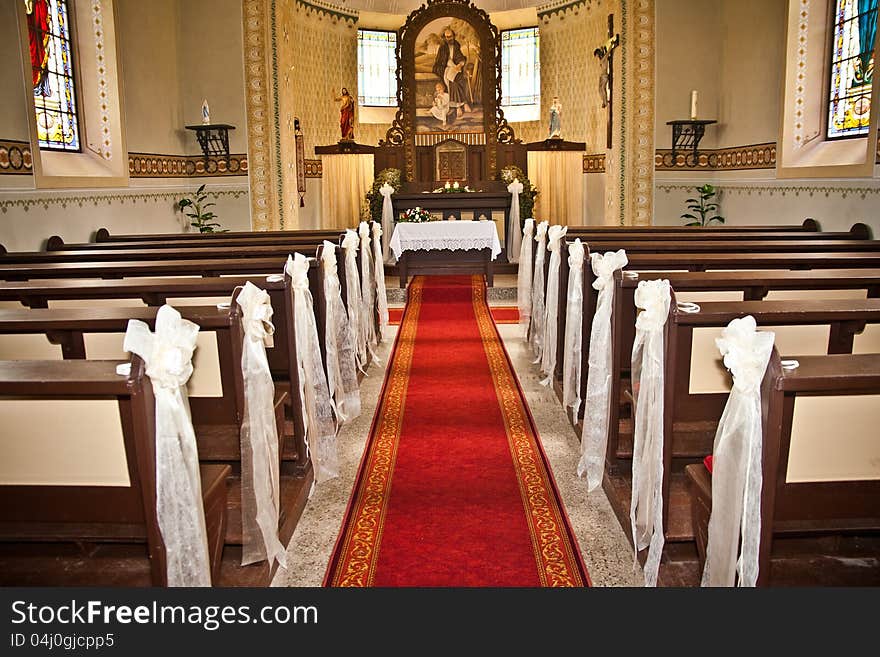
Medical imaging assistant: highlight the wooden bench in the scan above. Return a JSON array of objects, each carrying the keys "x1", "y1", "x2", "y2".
[
  {"x1": 0, "y1": 301, "x2": 312, "y2": 586},
  {"x1": 563, "y1": 220, "x2": 870, "y2": 240},
  {"x1": 600, "y1": 294, "x2": 880, "y2": 577},
  {"x1": 0, "y1": 357, "x2": 230, "y2": 586},
  {"x1": 94, "y1": 227, "x2": 344, "y2": 242},
  {"x1": 684, "y1": 350, "x2": 880, "y2": 586},
  {"x1": 47, "y1": 231, "x2": 345, "y2": 251}
]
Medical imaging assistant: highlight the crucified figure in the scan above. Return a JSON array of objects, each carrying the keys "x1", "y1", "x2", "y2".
[{"x1": 593, "y1": 34, "x2": 619, "y2": 109}]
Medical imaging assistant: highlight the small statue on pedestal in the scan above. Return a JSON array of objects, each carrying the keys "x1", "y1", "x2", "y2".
[
  {"x1": 548, "y1": 96, "x2": 562, "y2": 139},
  {"x1": 201, "y1": 99, "x2": 210, "y2": 125},
  {"x1": 334, "y1": 88, "x2": 355, "y2": 142}
]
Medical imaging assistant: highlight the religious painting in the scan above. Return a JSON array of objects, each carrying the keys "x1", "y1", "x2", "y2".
[{"x1": 413, "y1": 18, "x2": 484, "y2": 134}]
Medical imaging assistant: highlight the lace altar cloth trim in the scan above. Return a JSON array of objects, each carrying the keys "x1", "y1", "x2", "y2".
[{"x1": 389, "y1": 221, "x2": 502, "y2": 260}]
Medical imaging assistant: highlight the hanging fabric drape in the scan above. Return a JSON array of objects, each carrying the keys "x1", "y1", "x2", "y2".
[
  {"x1": 359, "y1": 221, "x2": 380, "y2": 362},
  {"x1": 540, "y1": 224, "x2": 568, "y2": 385},
  {"x1": 578, "y1": 249, "x2": 629, "y2": 491},
  {"x1": 123, "y1": 305, "x2": 211, "y2": 586},
  {"x1": 379, "y1": 183, "x2": 396, "y2": 264},
  {"x1": 562, "y1": 239, "x2": 585, "y2": 420},
  {"x1": 320, "y1": 242, "x2": 361, "y2": 425},
  {"x1": 372, "y1": 222, "x2": 389, "y2": 335},
  {"x1": 285, "y1": 254, "x2": 339, "y2": 483},
  {"x1": 507, "y1": 179, "x2": 524, "y2": 263},
  {"x1": 529, "y1": 220, "x2": 549, "y2": 359},
  {"x1": 702, "y1": 316, "x2": 775, "y2": 587},
  {"x1": 517, "y1": 218, "x2": 535, "y2": 338},
  {"x1": 628, "y1": 279, "x2": 671, "y2": 587},
  {"x1": 341, "y1": 229, "x2": 366, "y2": 372},
  {"x1": 234, "y1": 282, "x2": 286, "y2": 569}
]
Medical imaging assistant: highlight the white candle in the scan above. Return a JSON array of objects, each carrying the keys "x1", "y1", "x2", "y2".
[{"x1": 690, "y1": 90, "x2": 698, "y2": 120}]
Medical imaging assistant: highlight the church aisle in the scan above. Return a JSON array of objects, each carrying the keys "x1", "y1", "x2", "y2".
[{"x1": 274, "y1": 277, "x2": 640, "y2": 587}]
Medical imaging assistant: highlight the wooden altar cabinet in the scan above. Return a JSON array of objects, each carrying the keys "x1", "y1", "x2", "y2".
[
  {"x1": 389, "y1": 220, "x2": 502, "y2": 289},
  {"x1": 390, "y1": 183, "x2": 512, "y2": 259}
]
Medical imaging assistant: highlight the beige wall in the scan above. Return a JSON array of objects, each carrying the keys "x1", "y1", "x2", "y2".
[
  {"x1": 116, "y1": 0, "x2": 185, "y2": 153},
  {"x1": 0, "y1": 1, "x2": 29, "y2": 142},
  {"x1": 716, "y1": 0, "x2": 786, "y2": 147},
  {"x1": 655, "y1": 0, "x2": 722, "y2": 149},
  {"x1": 178, "y1": 0, "x2": 248, "y2": 154}
]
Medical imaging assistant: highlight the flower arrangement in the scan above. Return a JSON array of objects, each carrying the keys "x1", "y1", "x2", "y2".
[
  {"x1": 364, "y1": 167, "x2": 402, "y2": 223},
  {"x1": 433, "y1": 180, "x2": 473, "y2": 193},
  {"x1": 398, "y1": 206, "x2": 432, "y2": 223},
  {"x1": 500, "y1": 165, "x2": 538, "y2": 222}
]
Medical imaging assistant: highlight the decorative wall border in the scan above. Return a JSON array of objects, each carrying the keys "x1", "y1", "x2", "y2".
[
  {"x1": 0, "y1": 140, "x2": 33, "y2": 175},
  {"x1": 243, "y1": 0, "x2": 277, "y2": 231},
  {"x1": 128, "y1": 153, "x2": 248, "y2": 178},
  {"x1": 303, "y1": 158, "x2": 322, "y2": 178},
  {"x1": 629, "y1": 0, "x2": 654, "y2": 226},
  {"x1": 537, "y1": 0, "x2": 590, "y2": 20},
  {"x1": 582, "y1": 152, "x2": 606, "y2": 173},
  {"x1": 91, "y1": 0, "x2": 112, "y2": 160},
  {"x1": 655, "y1": 142, "x2": 777, "y2": 171},
  {"x1": 793, "y1": 0, "x2": 810, "y2": 149},
  {"x1": 656, "y1": 182, "x2": 880, "y2": 200},
  {"x1": 0, "y1": 185, "x2": 249, "y2": 214},
  {"x1": 293, "y1": 0, "x2": 358, "y2": 24}
]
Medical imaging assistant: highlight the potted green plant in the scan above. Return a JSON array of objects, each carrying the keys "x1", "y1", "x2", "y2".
[
  {"x1": 177, "y1": 184, "x2": 227, "y2": 233},
  {"x1": 681, "y1": 183, "x2": 724, "y2": 226}
]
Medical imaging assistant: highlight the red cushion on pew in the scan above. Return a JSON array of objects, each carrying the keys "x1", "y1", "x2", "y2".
[{"x1": 704, "y1": 455, "x2": 713, "y2": 473}]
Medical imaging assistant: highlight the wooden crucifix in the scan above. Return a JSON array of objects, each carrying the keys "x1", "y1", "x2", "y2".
[{"x1": 594, "y1": 14, "x2": 620, "y2": 149}]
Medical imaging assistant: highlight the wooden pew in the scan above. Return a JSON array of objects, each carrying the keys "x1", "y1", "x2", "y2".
[
  {"x1": 563, "y1": 221, "x2": 870, "y2": 240},
  {"x1": 1, "y1": 243, "x2": 328, "y2": 265},
  {"x1": 47, "y1": 232, "x2": 344, "y2": 251},
  {"x1": 683, "y1": 349, "x2": 880, "y2": 586},
  {"x1": 600, "y1": 293, "x2": 880, "y2": 575},
  {"x1": 0, "y1": 302, "x2": 312, "y2": 586},
  {"x1": 0, "y1": 357, "x2": 230, "y2": 586},
  {"x1": 94, "y1": 227, "x2": 343, "y2": 242}
]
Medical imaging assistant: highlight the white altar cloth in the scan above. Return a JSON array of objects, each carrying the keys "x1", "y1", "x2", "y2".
[{"x1": 389, "y1": 220, "x2": 502, "y2": 260}]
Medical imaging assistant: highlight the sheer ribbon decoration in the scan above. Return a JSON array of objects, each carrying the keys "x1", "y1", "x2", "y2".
[
  {"x1": 529, "y1": 220, "x2": 550, "y2": 359},
  {"x1": 578, "y1": 249, "x2": 629, "y2": 490},
  {"x1": 517, "y1": 218, "x2": 535, "y2": 338},
  {"x1": 540, "y1": 224, "x2": 568, "y2": 385},
  {"x1": 321, "y1": 241, "x2": 361, "y2": 426},
  {"x1": 702, "y1": 316, "x2": 774, "y2": 587},
  {"x1": 379, "y1": 183, "x2": 396, "y2": 264},
  {"x1": 235, "y1": 282, "x2": 286, "y2": 569},
  {"x1": 507, "y1": 179, "x2": 524, "y2": 263},
  {"x1": 359, "y1": 222, "x2": 380, "y2": 361},
  {"x1": 341, "y1": 229, "x2": 366, "y2": 372},
  {"x1": 123, "y1": 305, "x2": 211, "y2": 586},
  {"x1": 284, "y1": 254, "x2": 339, "y2": 483},
  {"x1": 628, "y1": 279, "x2": 671, "y2": 587},
  {"x1": 372, "y1": 222, "x2": 389, "y2": 335},
  {"x1": 562, "y1": 239, "x2": 585, "y2": 419}
]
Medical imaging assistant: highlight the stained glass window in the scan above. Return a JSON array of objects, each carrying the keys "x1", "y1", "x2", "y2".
[
  {"x1": 827, "y1": 0, "x2": 877, "y2": 139},
  {"x1": 357, "y1": 29, "x2": 397, "y2": 107},
  {"x1": 27, "y1": 0, "x2": 81, "y2": 151},
  {"x1": 501, "y1": 27, "x2": 540, "y2": 122}
]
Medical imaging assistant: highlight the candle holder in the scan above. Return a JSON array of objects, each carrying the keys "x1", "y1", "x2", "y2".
[{"x1": 666, "y1": 119, "x2": 716, "y2": 165}]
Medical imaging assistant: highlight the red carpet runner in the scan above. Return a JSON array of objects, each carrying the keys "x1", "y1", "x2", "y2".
[
  {"x1": 325, "y1": 275, "x2": 589, "y2": 586},
  {"x1": 388, "y1": 306, "x2": 519, "y2": 325}
]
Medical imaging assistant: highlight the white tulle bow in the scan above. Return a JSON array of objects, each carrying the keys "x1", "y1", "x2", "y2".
[
  {"x1": 628, "y1": 278, "x2": 671, "y2": 587},
  {"x1": 702, "y1": 315, "x2": 774, "y2": 587},
  {"x1": 359, "y1": 222, "x2": 380, "y2": 362},
  {"x1": 540, "y1": 224, "x2": 568, "y2": 385},
  {"x1": 372, "y1": 222, "x2": 389, "y2": 332},
  {"x1": 341, "y1": 229, "x2": 366, "y2": 371},
  {"x1": 123, "y1": 304, "x2": 211, "y2": 586},
  {"x1": 529, "y1": 220, "x2": 550, "y2": 359},
  {"x1": 517, "y1": 218, "x2": 535, "y2": 335},
  {"x1": 321, "y1": 241, "x2": 361, "y2": 425},
  {"x1": 578, "y1": 249, "x2": 629, "y2": 491},
  {"x1": 562, "y1": 238, "x2": 585, "y2": 419},
  {"x1": 285, "y1": 253, "x2": 339, "y2": 483},
  {"x1": 235, "y1": 282, "x2": 286, "y2": 569},
  {"x1": 507, "y1": 179, "x2": 524, "y2": 263},
  {"x1": 379, "y1": 184, "x2": 396, "y2": 264}
]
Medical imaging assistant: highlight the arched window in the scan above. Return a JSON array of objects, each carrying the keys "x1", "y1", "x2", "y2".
[
  {"x1": 827, "y1": 0, "x2": 878, "y2": 139},
  {"x1": 27, "y1": 0, "x2": 81, "y2": 151}
]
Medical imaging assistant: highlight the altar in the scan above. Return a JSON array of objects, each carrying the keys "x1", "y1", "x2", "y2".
[{"x1": 389, "y1": 220, "x2": 501, "y2": 288}]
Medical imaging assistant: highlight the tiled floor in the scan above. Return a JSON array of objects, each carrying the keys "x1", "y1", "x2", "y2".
[{"x1": 272, "y1": 304, "x2": 642, "y2": 587}]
